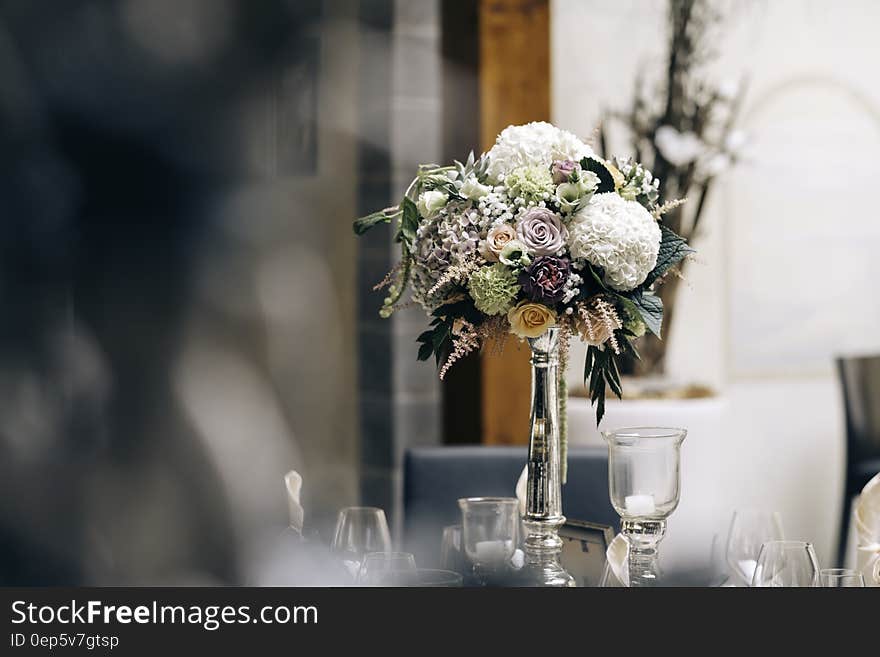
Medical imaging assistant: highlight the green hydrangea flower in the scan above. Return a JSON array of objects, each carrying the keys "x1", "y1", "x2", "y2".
[
  {"x1": 467, "y1": 263, "x2": 520, "y2": 315},
  {"x1": 505, "y1": 165, "x2": 554, "y2": 204}
]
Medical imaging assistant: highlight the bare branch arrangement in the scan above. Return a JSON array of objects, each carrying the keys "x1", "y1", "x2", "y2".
[{"x1": 598, "y1": 0, "x2": 745, "y2": 375}]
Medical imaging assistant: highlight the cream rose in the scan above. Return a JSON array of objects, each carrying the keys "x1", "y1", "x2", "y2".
[
  {"x1": 417, "y1": 190, "x2": 448, "y2": 219},
  {"x1": 479, "y1": 223, "x2": 517, "y2": 262},
  {"x1": 508, "y1": 301, "x2": 557, "y2": 338}
]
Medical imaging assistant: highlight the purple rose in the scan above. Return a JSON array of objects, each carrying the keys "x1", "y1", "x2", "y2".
[
  {"x1": 516, "y1": 208, "x2": 568, "y2": 256},
  {"x1": 519, "y1": 256, "x2": 571, "y2": 304},
  {"x1": 551, "y1": 159, "x2": 579, "y2": 184}
]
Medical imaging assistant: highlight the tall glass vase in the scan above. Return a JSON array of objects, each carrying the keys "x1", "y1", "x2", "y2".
[{"x1": 517, "y1": 327, "x2": 575, "y2": 587}]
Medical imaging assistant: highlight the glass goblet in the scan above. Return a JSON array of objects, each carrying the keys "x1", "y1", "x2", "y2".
[
  {"x1": 331, "y1": 507, "x2": 392, "y2": 577},
  {"x1": 356, "y1": 551, "x2": 417, "y2": 586},
  {"x1": 603, "y1": 427, "x2": 687, "y2": 587},
  {"x1": 819, "y1": 568, "x2": 865, "y2": 588},
  {"x1": 726, "y1": 509, "x2": 784, "y2": 586},
  {"x1": 750, "y1": 540, "x2": 819, "y2": 587}
]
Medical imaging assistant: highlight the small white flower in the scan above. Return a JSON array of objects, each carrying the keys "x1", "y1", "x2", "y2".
[
  {"x1": 417, "y1": 190, "x2": 448, "y2": 219},
  {"x1": 459, "y1": 177, "x2": 491, "y2": 200}
]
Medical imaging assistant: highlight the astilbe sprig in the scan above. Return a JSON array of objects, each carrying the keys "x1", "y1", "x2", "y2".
[
  {"x1": 575, "y1": 296, "x2": 623, "y2": 354},
  {"x1": 438, "y1": 320, "x2": 480, "y2": 380},
  {"x1": 426, "y1": 253, "x2": 483, "y2": 298}
]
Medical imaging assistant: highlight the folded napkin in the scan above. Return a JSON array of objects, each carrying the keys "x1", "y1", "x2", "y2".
[
  {"x1": 515, "y1": 465, "x2": 528, "y2": 516},
  {"x1": 284, "y1": 470, "x2": 304, "y2": 535},
  {"x1": 854, "y1": 472, "x2": 880, "y2": 586},
  {"x1": 515, "y1": 464, "x2": 629, "y2": 586},
  {"x1": 602, "y1": 534, "x2": 629, "y2": 586}
]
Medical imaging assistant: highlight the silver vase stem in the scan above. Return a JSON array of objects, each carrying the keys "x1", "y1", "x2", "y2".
[{"x1": 519, "y1": 327, "x2": 575, "y2": 587}]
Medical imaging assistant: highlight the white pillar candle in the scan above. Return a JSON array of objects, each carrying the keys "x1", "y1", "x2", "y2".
[
  {"x1": 624, "y1": 494, "x2": 656, "y2": 516},
  {"x1": 474, "y1": 540, "x2": 513, "y2": 563}
]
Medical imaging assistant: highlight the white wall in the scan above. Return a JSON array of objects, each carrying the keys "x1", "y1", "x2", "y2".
[{"x1": 553, "y1": 0, "x2": 880, "y2": 565}]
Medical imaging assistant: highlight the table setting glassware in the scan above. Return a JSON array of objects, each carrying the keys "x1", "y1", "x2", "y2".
[
  {"x1": 331, "y1": 506, "x2": 392, "y2": 578},
  {"x1": 819, "y1": 568, "x2": 865, "y2": 588},
  {"x1": 750, "y1": 540, "x2": 819, "y2": 587},
  {"x1": 458, "y1": 497, "x2": 518, "y2": 585},
  {"x1": 407, "y1": 569, "x2": 464, "y2": 587},
  {"x1": 356, "y1": 551, "x2": 417, "y2": 586},
  {"x1": 440, "y1": 524, "x2": 466, "y2": 575},
  {"x1": 725, "y1": 509, "x2": 784, "y2": 586},
  {"x1": 603, "y1": 427, "x2": 687, "y2": 587}
]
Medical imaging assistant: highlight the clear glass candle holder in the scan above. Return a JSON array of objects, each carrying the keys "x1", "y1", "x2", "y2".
[
  {"x1": 603, "y1": 427, "x2": 687, "y2": 587},
  {"x1": 458, "y1": 497, "x2": 518, "y2": 583}
]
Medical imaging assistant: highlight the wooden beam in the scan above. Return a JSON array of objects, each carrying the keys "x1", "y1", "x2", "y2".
[
  {"x1": 441, "y1": 0, "x2": 483, "y2": 445},
  {"x1": 479, "y1": 0, "x2": 550, "y2": 445}
]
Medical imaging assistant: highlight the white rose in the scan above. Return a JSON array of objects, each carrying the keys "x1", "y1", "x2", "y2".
[
  {"x1": 459, "y1": 177, "x2": 491, "y2": 200},
  {"x1": 417, "y1": 190, "x2": 448, "y2": 219}
]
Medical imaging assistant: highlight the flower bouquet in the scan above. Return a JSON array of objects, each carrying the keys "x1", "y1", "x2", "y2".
[{"x1": 354, "y1": 122, "x2": 693, "y2": 426}]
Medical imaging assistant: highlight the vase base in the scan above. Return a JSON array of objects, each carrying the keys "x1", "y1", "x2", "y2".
[{"x1": 514, "y1": 559, "x2": 576, "y2": 587}]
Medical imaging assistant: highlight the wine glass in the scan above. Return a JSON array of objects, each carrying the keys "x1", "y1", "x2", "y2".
[
  {"x1": 750, "y1": 540, "x2": 819, "y2": 587},
  {"x1": 458, "y1": 497, "x2": 518, "y2": 584},
  {"x1": 819, "y1": 568, "x2": 866, "y2": 588},
  {"x1": 356, "y1": 552, "x2": 417, "y2": 586},
  {"x1": 331, "y1": 507, "x2": 392, "y2": 577},
  {"x1": 726, "y1": 510, "x2": 784, "y2": 586}
]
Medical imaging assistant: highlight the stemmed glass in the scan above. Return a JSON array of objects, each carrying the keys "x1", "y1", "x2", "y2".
[
  {"x1": 603, "y1": 427, "x2": 687, "y2": 587},
  {"x1": 356, "y1": 552, "x2": 417, "y2": 586},
  {"x1": 458, "y1": 497, "x2": 518, "y2": 584},
  {"x1": 750, "y1": 540, "x2": 820, "y2": 587},
  {"x1": 331, "y1": 507, "x2": 392, "y2": 577},
  {"x1": 726, "y1": 510, "x2": 784, "y2": 586},
  {"x1": 819, "y1": 568, "x2": 866, "y2": 588}
]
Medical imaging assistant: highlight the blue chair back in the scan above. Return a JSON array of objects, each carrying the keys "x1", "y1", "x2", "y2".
[{"x1": 402, "y1": 445, "x2": 616, "y2": 567}]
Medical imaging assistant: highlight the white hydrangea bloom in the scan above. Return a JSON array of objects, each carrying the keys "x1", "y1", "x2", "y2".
[
  {"x1": 569, "y1": 193, "x2": 661, "y2": 291},
  {"x1": 485, "y1": 122, "x2": 595, "y2": 184}
]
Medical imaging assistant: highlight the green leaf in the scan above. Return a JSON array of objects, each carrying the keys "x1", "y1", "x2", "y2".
[
  {"x1": 643, "y1": 225, "x2": 694, "y2": 287},
  {"x1": 431, "y1": 324, "x2": 450, "y2": 352},
  {"x1": 581, "y1": 157, "x2": 616, "y2": 194},
  {"x1": 583, "y1": 345, "x2": 596, "y2": 386},
  {"x1": 398, "y1": 197, "x2": 420, "y2": 245},
  {"x1": 606, "y1": 353, "x2": 622, "y2": 398},
  {"x1": 629, "y1": 290, "x2": 664, "y2": 337},
  {"x1": 586, "y1": 264, "x2": 609, "y2": 291},
  {"x1": 417, "y1": 341, "x2": 433, "y2": 361},
  {"x1": 353, "y1": 209, "x2": 395, "y2": 235},
  {"x1": 595, "y1": 388, "x2": 606, "y2": 425}
]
